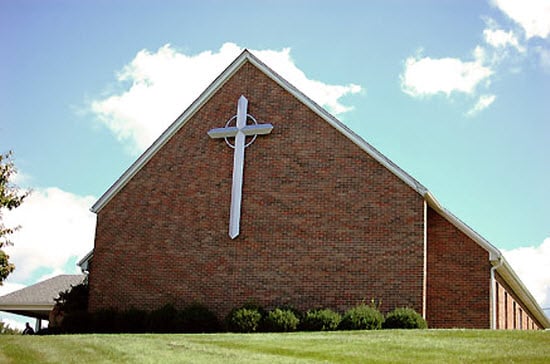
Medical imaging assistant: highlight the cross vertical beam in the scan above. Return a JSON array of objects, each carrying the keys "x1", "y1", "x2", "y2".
[
  {"x1": 208, "y1": 95, "x2": 273, "y2": 239},
  {"x1": 229, "y1": 96, "x2": 247, "y2": 239}
]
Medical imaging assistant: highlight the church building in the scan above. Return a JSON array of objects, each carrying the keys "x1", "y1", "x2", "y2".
[{"x1": 86, "y1": 50, "x2": 549, "y2": 330}]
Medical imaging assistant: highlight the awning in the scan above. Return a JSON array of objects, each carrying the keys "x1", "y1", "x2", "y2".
[{"x1": 0, "y1": 274, "x2": 85, "y2": 320}]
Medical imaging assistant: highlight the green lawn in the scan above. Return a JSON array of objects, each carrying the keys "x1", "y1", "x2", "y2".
[{"x1": 1, "y1": 330, "x2": 548, "y2": 363}]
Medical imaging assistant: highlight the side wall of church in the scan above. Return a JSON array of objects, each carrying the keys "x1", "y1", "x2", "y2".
[
  {"x1": 495, "y1": 273, "x2": 544, "y2": 330},
  {"x1": 88, "y1": 62, "x2": 426, "y2": 318},
  {"x1": 426, "y1": 207, "x2": 491, "y2": 328}
]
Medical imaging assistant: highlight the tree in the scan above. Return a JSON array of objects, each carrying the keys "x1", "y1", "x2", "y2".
[{"x1": 0, "y1": 151, "x2": 28, "y2": 284}]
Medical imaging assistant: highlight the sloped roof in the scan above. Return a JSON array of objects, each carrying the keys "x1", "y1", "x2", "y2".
[
  {"x1": 88, "y1": 49, "x2": 549, "y2": 328},
  {"x1": 91, "y1": 50, "x2": 428, "y2": 213},
  {"x1": 0, "y1": 274, "x2": 85, "y2": 320}
]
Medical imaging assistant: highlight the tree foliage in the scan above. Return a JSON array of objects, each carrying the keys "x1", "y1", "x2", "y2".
[
  {"x1": 54, "y1": 283, "x2": 89, "y2": 313},
  {"x1": 0, "y1": 151, "x2": 28, "y2": 284},
  {"x1": 0, "y1": 321, "x2": 21, "y2": 335}
]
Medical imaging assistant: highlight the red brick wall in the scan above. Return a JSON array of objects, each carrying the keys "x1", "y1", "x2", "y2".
[
  {"x1": 88, "y1": 62, "x2": 426, "y2": 318},
  {"x1": 495, "y1": 275, "x2": 544, "y2": 330},
  {"x1": 426, "y1": 207, "x2": 491, "y2": 328},
  {"x1": 497, "y1": 281, "x2": 508, "y2": 329}
]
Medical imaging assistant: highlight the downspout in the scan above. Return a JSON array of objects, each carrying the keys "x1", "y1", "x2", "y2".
[
  {"x1": 422, "y1": 199, "x2": 427, "y2": 319},
  {"x1": 490, "y1": 256, "x2": 504, "y2": 329}
]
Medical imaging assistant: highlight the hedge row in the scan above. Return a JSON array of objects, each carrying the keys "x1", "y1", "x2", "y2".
[
  {"x1": 60, "y1": 303, "x2": 220, "y2": 334},
  {"x1": 58, "y1": 302, "x2": 426, "y2": 334},
  {"x1": 249, "y1": 303, "x2": 426, "y2": 332}
]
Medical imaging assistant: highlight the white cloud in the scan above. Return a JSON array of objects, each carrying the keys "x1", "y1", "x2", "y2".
[
  {"x1": 466, "y1": 94, "x2": 497, "y2": 116},
  {"x1": 91, "y1": 43, "x2": 362, "y2": 154},
  {"x1": 473, "y1": 45, "x2": 489, "y2": 65},
  {"x1": 492, "y1": 0, "x2": 550, "y2": 39},
  {"x1": 0, "y1": 187, "x2": 92, "y2": 332},
  {"x1": 3, "y1": 187, "x2": 96, "y2": 283},
  {"x1": 255, "y1": 47, "x2": 362, "y2": 115},
  {"x1": 503, "y1": 238, "x2": 550, "y2": 310},
  {"x1": 0, "y1": 315, "x2": 26, "y2": 331},
  {"x1": 535, "y1": 46, "x2": 550, "y2": 72},
  {"x1": 0, "y1": 283, "x2": 28, "y2": 331},
  {"x1": 401, "y1": 1, "x2": 549, "y2": 113},
  {"x1": 483, "y1": 28, "x2": 525, "y2": 53},
  {"x1": 10, "y1": 169, "x2": 33, "y2": 188},
  {"x1": 400, "y1": 54, "x2": 493, "y2": 97}
]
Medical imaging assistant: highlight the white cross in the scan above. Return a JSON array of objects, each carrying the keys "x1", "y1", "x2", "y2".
[{"x1": 208, "y1": 95, "x2": 273, "y2": 239}]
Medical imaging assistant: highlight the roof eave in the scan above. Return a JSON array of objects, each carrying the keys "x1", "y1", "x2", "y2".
[
  {"x1": 91, "y1": 50, "x2": 254, "y2": 213},
  {"x1": 0, "y1": 304, "x2": 53, "y2": 320},
  {"x1": 244, "y1": 52, "x2": 428, "y2": 196},
  {"x1": 496, "y1": 258, "x2": 550, "y2": 328},
  {"x1": 424, "y1": 191, "x2": 500, "y2": 260},
  {"x1": 0, "y1": 304, "x2": 53, "y2": 311}
]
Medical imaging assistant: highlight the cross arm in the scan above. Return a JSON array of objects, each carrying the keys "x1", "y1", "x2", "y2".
[
  {"x1": 242, "y1": 124, "x2": 274, "y2": 136},
  {"x1": 208, "y1": 126, "x2": 239, "y2": 139}
]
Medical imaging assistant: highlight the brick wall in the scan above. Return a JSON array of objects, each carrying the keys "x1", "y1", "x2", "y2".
[
  {"x1": 426, "y1": 207, "x2": 491, "y2": 328},
  {"x1": 88, "y1": 61, "x2": 426, "y2": 318},
  {"x1": 495, "y1": 274, "x2": 544, "y2": 330}
]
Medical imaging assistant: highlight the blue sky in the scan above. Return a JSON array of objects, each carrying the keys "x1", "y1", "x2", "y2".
[{"x1": 1, "y1": 0, "x2": 549, "y2": 328}]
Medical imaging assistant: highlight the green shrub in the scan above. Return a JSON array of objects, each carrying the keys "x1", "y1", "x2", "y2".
[
  {"x1": 55, "y1": 282, "x2": 90, "y2": 333},
  {"x1": 264, "y1": 308, "x2": 300, "y2": 332},
  {"x1": 178, "y1": 303, "x2": 220, "y2": 333},
  {"x1": 117, "y1": 308, "x2": 148, "y2": 333},
  {"x1": 91, "y1": 308, "x2": 118, "y2": 333},
  {"x1": 147, "y1": 304, "x2": 178, "y2": 333},
  {"x1": 339, "y1": 302, "x2": 384, "y2": 330},
  {"x1": 226, "y1": 307, "x2": 263, "y2": 333},
  {"x1": 302, "y1": 308, "x2": 341, "y2": 331},
  {"x1": 383, "y1": 307, "x2": 427, "y2": 329},
  {"x1": 59, "y1": 310, "x2": 91, "y2": 334}
]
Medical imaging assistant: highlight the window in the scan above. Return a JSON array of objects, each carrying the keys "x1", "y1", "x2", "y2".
[
  {"x1": 504, "y1": 292, "x2": 508, "y2": 329},
  {"x1": 513, "y1": 302, "x2": 517, "y2": 329},
  {"x1": 518, "y1": 308, "x2": 523, "y2": 330}
]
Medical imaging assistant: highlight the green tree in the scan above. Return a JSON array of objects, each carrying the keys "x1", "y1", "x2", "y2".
[{"x1": 0, "y1": 151, "x2": 28, "y2": 284}]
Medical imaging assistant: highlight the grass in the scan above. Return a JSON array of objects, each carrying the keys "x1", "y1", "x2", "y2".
[{"x1": 0, "y1": 330, "x2": 548, "y2": 363}]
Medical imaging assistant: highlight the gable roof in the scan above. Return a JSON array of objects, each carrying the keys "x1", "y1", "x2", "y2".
[
  {"x1": 89, "y1": 50, "x2": 549, "y2": 328},
  {"x1": 0, "y1": 274, "x2": 85, "y2": 320},
  {"x1": 91, "y1": 50, "x2": 428, "y2": 213}
]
